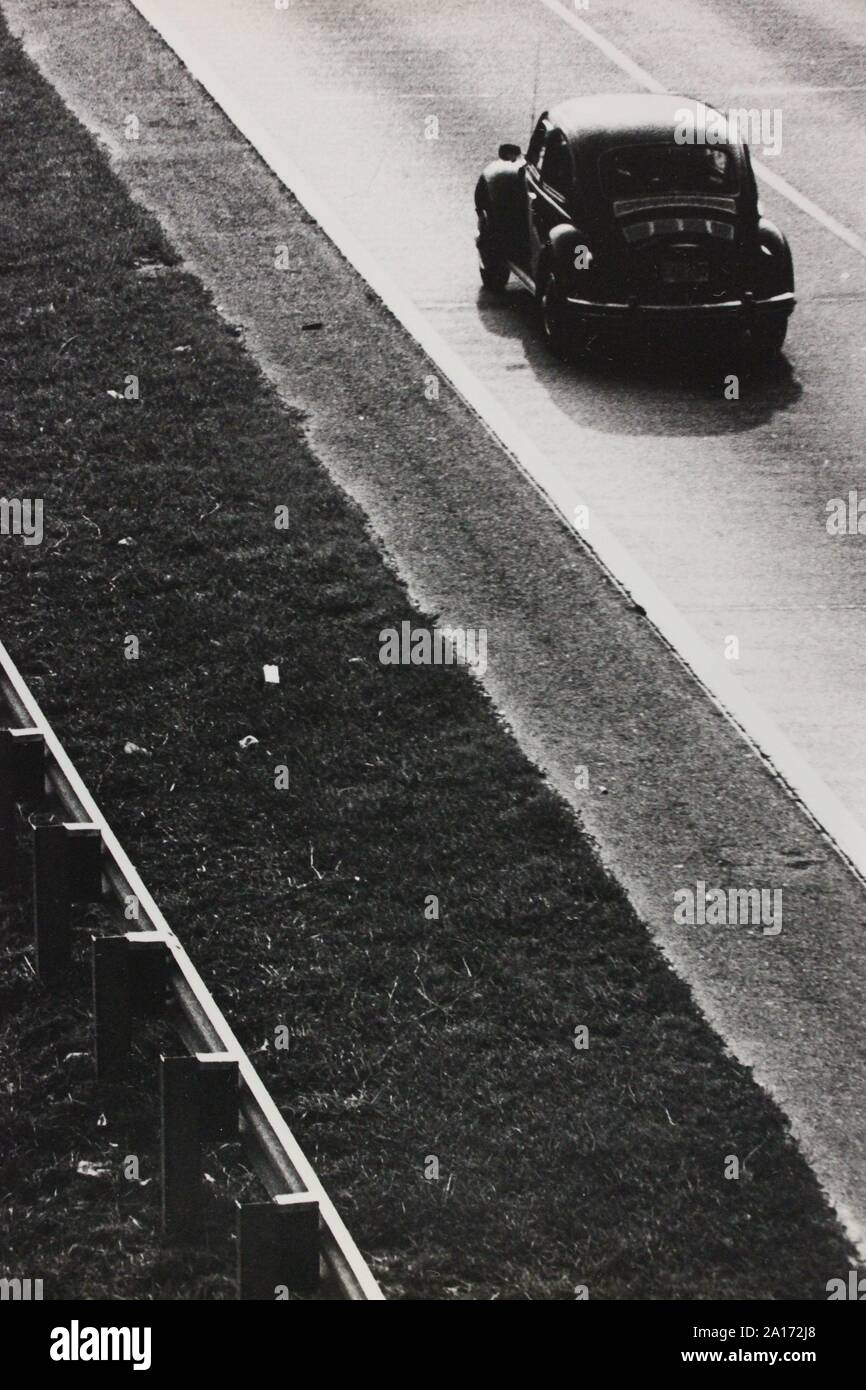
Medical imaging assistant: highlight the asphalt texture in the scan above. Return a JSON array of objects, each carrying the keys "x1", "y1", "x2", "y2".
[{"x1": 5, "y1": 0, "x2": 866, "y2": 1253}]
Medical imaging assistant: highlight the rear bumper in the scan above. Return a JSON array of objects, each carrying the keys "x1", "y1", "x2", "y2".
[{"x1": 564, "y1": 290, "x2": 795, "y2": 325}]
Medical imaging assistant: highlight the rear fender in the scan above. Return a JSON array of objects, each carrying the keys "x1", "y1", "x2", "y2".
[
  {"x1": 755, "y1": 216, "x2": 794, "y2": 296},
  {"x1": 549, "y1": 222, "x2": 586, "y2": 268},
  {"x1": 546, "y1": 223, "x2": 594, "y2": 295}
]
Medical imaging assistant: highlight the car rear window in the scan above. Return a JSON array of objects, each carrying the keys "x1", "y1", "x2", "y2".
[{"x1": 600, "y1": 143, "x2": 739, "y2": 200}]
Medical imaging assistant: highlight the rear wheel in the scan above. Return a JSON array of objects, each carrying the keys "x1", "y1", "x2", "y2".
[
  {"x1": 539, "y1": 269, "x2": 571, "y2": 357},
  {"x1": 747, "y1": 317, "x2": 789, "y2": 359},
  {"x1": 476, "y1": 204, "x2": 510, "y2": 291}
]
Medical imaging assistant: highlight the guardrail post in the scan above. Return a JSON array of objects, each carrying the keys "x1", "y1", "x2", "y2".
[
  {"x1": 12, "y1": 728, "x2": 46, "y2": 806},
  {"x1": 92, "y1": 934, "x2": 169, "y2": 1082},
  {"x1": 127, "y1": 932, "x2": 169, "y2": 1016},
  {"x1": 160, "y1": 1054, "x2": 202, "y2": 1241},
  {"x1": 33, "y1": 821, "x2": 102, "y2": 985},
  {"x1": 236, "y1": 1195, "x2": 320, "y2": 1300},
  {"x1": 0, "y1": 731, "x2": 14, "y2": 888},
  {"x1": 65, "y1": 822, "x2": 103, "y2": 902},
  {"x1": 196, "y1": 1053, "x2": 239, "y2": 1141},
  {"x1": 92, "y1": 935, "x2": 130, "y2": 1081},
  {"x1": 0, "y1": 728, "x2": 44, "y2": 888},
  {"x1": 32, "y1": 822, "x2": 71, "y2": 984}
]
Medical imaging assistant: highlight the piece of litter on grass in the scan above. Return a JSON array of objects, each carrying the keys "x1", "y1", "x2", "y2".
[
  {"x1": 76, "y1": 1161, "x2": 111, "y2": 1179},
  {"x1": 173, "y1": 344, "x2": 192, "y2": 352},
  {"x1": 301, "y1": 321, "x2": 324, "y2": 331},
  {"x1": 263, "y1": 664, "x2": 280, "y2": 685},
  {"x1": 239, "y1": 735, "x2": 259, "y2": 749},
  {"x1": 123, "y1": 741, "x2": 148, "y2": 755}
]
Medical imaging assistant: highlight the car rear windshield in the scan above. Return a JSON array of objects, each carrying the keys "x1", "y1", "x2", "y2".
[{"x1": 600, "y1": 143, "x2": 739, "y2": 200}]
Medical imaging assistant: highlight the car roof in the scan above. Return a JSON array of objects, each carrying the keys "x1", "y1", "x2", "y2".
[{"x1": 548, "y1": 93, "x2": 740, "y2": 152}]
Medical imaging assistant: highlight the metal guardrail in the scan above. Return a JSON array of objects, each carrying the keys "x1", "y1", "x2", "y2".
[{"x1": 0, "y1": 637, "x2": 384, "y2": 1301}]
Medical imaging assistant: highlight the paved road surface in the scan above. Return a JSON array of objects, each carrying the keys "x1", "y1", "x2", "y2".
[
  {"x1": 7, "y1": 0, "x2": 866, "y2": 1253},
  {"x1": 129, "y1": 0, "x2": 866, "y2": 861}
]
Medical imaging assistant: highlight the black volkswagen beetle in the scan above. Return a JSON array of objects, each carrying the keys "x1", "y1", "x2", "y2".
[{"x1": 475, "y1": 93, "x2": 794, "y2": 358}]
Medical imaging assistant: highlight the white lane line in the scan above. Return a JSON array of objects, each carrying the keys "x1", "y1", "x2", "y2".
[
  {"x1": 753, "y1": 164, "x2": 866, "y2": 258},
  {"x1": 726, "y1": 85, "x2": 866, "y2": 94},
  {"x1": 129, "y1": 1, "x2": 866, "y2": 883},
  {"x1": 538, "y1": 0, "x2": 668, "y2": 93},
  {"x1": 539, "y1": 0, "x2": 866, "y2": 260}
]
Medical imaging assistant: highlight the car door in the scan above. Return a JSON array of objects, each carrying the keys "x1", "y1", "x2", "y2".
[{"x1": 527, "y1": 125, "x2": 575, "y2": 282}]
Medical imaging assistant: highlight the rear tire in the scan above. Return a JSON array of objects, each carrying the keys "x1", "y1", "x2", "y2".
[
  {"x1": 539, "y1": 269, "x2": 571, "y2": 358},
  {"x1": 747, "y1": 317, "x2": 789, "y2": 359},
  {"x1": 476, "y1": 205, "x2": 510, "y2": 292}
]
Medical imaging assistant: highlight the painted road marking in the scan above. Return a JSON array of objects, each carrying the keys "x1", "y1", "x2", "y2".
[
  {"x1": 539, "y1": 0, "x2": 866, "y2": 260},
  {"x1": 130, "y1": 0, "x2": 866, "y2": 887}
]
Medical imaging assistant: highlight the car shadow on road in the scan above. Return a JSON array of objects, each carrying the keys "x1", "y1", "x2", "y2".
[{"x1": 476, "y1": 286, "x2": 802, "y2": 438}]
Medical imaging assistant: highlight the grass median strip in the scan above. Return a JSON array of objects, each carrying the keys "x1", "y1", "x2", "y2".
[{"x1": 0, "y1": 12, "x2": 854, "y2": 1299}]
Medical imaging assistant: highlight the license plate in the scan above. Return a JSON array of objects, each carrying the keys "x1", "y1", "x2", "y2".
[{"x1": 662, "y1": 259, "x2": 709, "y2": 285}]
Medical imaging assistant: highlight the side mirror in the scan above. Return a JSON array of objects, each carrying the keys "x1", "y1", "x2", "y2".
[{"x1": 498, "y1": 143, "x2": 522, "y2": 162}]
